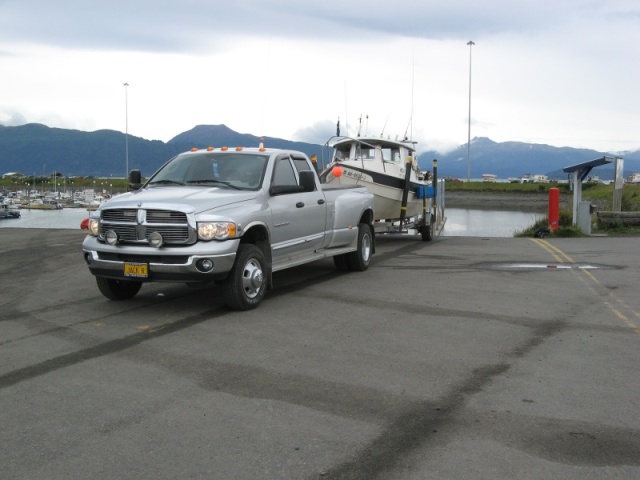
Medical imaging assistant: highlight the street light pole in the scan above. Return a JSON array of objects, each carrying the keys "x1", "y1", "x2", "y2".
[
  {"x1": 123, "y1": 82, "x2": 129, "y2": 179},
  {"x1": 466, "y1": 40, "x2": 475, "y2": 182}
]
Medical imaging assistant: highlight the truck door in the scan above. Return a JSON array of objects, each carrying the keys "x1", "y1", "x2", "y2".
[{"x1": 268, "y1": 155, "x2": 327, "y2": 260}]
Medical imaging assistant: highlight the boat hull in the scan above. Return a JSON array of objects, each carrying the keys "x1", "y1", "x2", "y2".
[{"x1": 323, "y1": 165, "x2": 427, "y2": 221}]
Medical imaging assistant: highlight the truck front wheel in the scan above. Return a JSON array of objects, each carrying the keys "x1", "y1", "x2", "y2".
[
  {"x1": 345, "y1": 223, "x2": 373, "y2": 271},
  {"x1": 96, "y1": 277, "x2": 142, "y2": 300},
  {"x1": 223, "y1": 244, "x2": 267, "y2": 310}
]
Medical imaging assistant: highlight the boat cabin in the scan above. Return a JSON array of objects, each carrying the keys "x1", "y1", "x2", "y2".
[{"x1": 333, "y1": 137, "x2": 414, "y2": 165}]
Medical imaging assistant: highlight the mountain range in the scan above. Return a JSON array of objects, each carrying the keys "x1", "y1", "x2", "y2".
[{"x1": 1, "y1": 123, "x2": 638, "y2": 181}]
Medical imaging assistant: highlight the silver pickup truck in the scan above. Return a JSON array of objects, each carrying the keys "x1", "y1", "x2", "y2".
[{"x1": 82, "y1": 146, "x2": 375, "y2": 310}]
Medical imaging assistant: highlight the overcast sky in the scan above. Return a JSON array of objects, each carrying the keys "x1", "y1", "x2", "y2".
[{"x1": 1, "y1": 0, "x2": 638, "y2": 154}]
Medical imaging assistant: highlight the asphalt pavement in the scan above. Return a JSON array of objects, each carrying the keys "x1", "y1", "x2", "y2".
[{"x1": 1, "y1": 228, "x2": 638, "y2": 479}]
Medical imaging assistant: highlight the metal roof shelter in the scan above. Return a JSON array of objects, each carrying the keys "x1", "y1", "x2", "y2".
[{"x1": 563, "y1": 156, "x2": 616, "y2": 227}]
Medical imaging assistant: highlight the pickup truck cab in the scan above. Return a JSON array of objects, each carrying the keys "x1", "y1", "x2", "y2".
[{"x1": 83, "y1": 146, "x2": 375, "y2": 310}]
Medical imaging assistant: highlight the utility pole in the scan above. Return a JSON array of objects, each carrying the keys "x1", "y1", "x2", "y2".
[{"x1": 466, "y1": 41, "x2": 475, "y2": 182}]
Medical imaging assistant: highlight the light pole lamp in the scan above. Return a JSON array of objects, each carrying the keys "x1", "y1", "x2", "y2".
[
  {"x1": 466, "y1": 40, "x2": 475, "y2": 182},
  {"x1": 124, "y1": 82, "x2": 129, "y2": 179}
]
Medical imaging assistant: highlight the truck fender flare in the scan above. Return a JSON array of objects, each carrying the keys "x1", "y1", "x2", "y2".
[{"x1": 360, "y1": 208, "x2": 376, "y2": 254}]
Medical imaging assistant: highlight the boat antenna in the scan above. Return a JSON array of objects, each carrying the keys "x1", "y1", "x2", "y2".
[
  {"x1": 403, "y1": 47, "x2": 416, "y2": 142},
  {"x1": 336, "y1": 117, "x2": 340, "y2": 136},
  {"x1": 380, "y1": 114, "x2": 390, "y2": 138},
  {"x1": 357, "y1": 114, "x2": 362, "y2": 137},
  {"x1": 344, "y1": 80, "x2": 349, "y2": 137},
  {"x1": 365, "y1": 114, "x2": 369, "y2": 136}
]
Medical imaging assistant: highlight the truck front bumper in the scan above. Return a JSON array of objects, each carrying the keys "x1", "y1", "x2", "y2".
[{"x1": 82, "y1": 236, "x2": 239, "y2": 282}]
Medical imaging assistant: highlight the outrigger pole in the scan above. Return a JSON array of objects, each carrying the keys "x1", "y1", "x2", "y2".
[{"x1": 399, "y1": 156, "x2": 413, "y2": 230}]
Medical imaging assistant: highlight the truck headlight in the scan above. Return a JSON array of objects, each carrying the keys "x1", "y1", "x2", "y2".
[
  {"x1": 88, "y1": 219, "x2": 100, "y2": 236},
  {"x1": 197, "y1": 222, "x2": 237, "y2": 241}
]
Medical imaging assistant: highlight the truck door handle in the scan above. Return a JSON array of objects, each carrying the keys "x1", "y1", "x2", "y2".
[
  {"x1": 317, "y1": 199, "x2": 325, "y2": 205},
  {"x1": 296, "y1": 202, "x2": 305, "y2": 208}
]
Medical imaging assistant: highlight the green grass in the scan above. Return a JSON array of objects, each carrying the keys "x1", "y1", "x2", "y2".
[
  {"x1": 514, "y1": 209, "x2": 586, "y2": 237},
  {"x1": 446, "y1": 181, "x2": 640, "y2": 211},
  {"x1": 594, "y1": 225, "x2": 640, "y2": 235},
  {"x1": 444, "y1": 180, "x2": 566, "y2": 194},
  {"x1": 515, "y1": 207, "x2": 640, "y2": 237}
]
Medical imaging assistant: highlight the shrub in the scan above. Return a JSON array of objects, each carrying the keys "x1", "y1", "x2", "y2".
[{"x1": 514, "y1": 209, "x2": 585, "y2": 237}]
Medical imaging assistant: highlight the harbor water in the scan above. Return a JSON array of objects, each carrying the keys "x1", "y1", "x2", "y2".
[
  {"x1": 442, "y1": 208, "x2": 543, "y2": 237},
  {"x1": 1, "y1": 207, "x2": 544, "y2": 237}
]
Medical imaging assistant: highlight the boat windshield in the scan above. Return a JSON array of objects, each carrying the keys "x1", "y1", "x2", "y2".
[
  {"x1": 355, "y1": 145, "x2": 401, "y2": 162},
  {"x1": 148, "y1": 153, "x2": 268, "y2": 190},
  {"x1": 357, "y1": 147, "x2": 376, "y2": 160},
  {"x1": 334, "y1": 141, "x2": 404, "y2": 163},
  {"x1": 335, "y1": 148, "x2": 350, "y2": 161}
]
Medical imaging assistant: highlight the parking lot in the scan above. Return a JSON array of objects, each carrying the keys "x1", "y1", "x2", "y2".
[{"x1": 1, "y1": 228, "x2": 639, "y2": 479}]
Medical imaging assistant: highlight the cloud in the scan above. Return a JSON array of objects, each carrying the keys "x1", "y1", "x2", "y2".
[
  {"x1": 0, "y1": 0, "x2": 638, "y2": 152},
  {"x1": 0, "y1": 110, "x2": 28, "y2": 126},
  {"x1": 3, "y1": 0, "x2": 636, "y2": 53},
  {"x1": 292, "y1": 120, "x2": 338, "y2": 145}
]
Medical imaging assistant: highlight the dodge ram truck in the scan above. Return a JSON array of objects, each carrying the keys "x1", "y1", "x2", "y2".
[{"x1": 82, "y1": 146, "x2": 375, "y2": 310}]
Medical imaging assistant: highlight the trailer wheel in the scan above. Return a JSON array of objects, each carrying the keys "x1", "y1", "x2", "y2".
[
  {"x1": 223, "y1": 244, "x2": 267, "y2": 310},
  {"x1": 96, "y1": 277, "x2": 142, "y2": 300},
  {"x1": 346, "y1": 223, "x2": 373, "y2": 271},
  {"x1": 421, "y1": 215, "x2": 434, "y2": 241}
]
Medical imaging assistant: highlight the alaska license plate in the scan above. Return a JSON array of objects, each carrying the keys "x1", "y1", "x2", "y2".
[{"x1": 124, "y1": 262, "x2": 148, "y2": 278}]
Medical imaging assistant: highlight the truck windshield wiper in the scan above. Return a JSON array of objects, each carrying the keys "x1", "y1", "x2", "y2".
[
  {"x1": 148, "y1": 179, "x2": 185, "y2": 186},
  {"x1": 187, "y1": 179, "x2": 240, "y2": 190}
]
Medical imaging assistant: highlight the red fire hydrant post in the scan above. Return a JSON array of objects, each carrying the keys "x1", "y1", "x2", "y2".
[{"x1": 548, "y1": 187, "x2": 560, "y2": 232}]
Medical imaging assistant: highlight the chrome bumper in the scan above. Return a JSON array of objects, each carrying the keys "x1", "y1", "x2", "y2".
[{"x1": 82, "y1": 236, "x2": 239, "y2": 282}]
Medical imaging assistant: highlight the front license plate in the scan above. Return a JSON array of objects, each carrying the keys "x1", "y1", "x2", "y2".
[{"x1": 124, "y1": 262, "x2": 148, "y2": 278}]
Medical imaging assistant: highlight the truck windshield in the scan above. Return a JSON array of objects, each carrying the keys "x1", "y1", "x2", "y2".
[{"x1": 148, "y1": 153, "x2": 268, "y2": 190}]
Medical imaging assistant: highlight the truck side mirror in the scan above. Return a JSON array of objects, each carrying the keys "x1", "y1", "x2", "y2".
[
  {"x1": 298, "y1": 170, "x2": 316, "y2": 192},
  {"x1": 129, "y1": 169, "x2": 142, "y2": 190}
]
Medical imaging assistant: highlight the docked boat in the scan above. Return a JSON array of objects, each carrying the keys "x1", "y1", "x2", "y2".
[
  {"x1": 319, "y1": 136, "x2": 434, "y2": 223},
  {"x1": 1, "y1": 204, "x2": 21, "y2": 219}
]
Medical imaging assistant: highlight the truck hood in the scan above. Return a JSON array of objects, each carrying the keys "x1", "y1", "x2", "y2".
[{"x1": 99, "y1": 187, "x2": 259, "y2": 215}]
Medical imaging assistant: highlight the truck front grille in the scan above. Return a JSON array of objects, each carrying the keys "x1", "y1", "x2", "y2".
[
  {"x1": 99, "y1": 208, "x2": 195, "y2": 245},
  {"x1": 102, "y1": 209, "x2": 137, "y2": 222},
  {"x1": 146, "y1": 209, "x2": 188, "y2": 224}
]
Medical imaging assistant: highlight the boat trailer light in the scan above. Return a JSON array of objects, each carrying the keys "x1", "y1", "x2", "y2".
[
  {"x1": 148, "y1": 231, "x2": 164, "y2": 248},
  {"x1": 105, "y1": 230, "x2": 119, "y2": 245}
]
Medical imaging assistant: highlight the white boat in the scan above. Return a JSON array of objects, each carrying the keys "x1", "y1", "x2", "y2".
[
  {"x1": 482, "y1": 174, "x2": 497, "y2": 182},
  {"x1": 319, "y1": 136, "x2": 433, "y2": 222},
  {"x1": 1, "y1": 203, "x2": 21, "y2": 219}
]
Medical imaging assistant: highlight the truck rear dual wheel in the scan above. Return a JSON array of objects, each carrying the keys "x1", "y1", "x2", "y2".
[
  {"x1": 223, "y1": 244, "x2": 267, "y2": 311},
  {"x1": 334, "y1": 223, "x2": 372, "y2": 272},
  {"x1": 96, "y1": 277, "x2": 142, "y2": 300}
]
